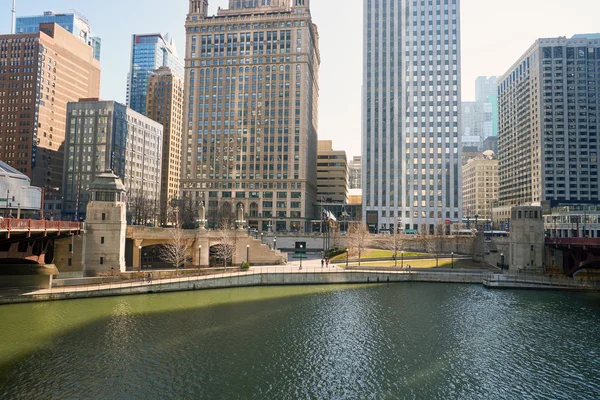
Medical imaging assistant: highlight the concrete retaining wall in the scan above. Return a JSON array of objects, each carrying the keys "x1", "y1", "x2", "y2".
[{"x1": 0, "y1": 271, "x2": 483, "y2": 305}]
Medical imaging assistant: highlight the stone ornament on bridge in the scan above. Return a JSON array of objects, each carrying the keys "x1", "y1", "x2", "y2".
[
  {"x1": 197, "y1": 201, "x2": 207, "y2": 230},
  {"x1": 235, "y1": 204, "x2": 246, "y2": 230}
]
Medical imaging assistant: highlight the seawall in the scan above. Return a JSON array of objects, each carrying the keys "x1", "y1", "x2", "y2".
[{"x1": 0, "y1": 270, "x2": 483, "y2": 305}]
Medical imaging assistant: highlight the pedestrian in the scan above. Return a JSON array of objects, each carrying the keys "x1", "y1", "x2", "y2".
[
  {"x1": 321, "y1": 259, "x2": 325, "y2": 268},
  {"x1": 148, "y1": 273, "x2": 153, "y2": 283},
  {"x1": 326, "y1": 258, "x2": 329, "y2": 268}
]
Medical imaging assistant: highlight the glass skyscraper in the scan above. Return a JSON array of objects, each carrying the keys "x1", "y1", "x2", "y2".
[
  {"x1": 16, "y1": 11, "x2": 101, "y2": 60},
  {"x1": 127, "y1": 34, "x2": 184, "y2": 116},
  {"x1": 363, "y1": 0, "x2": 462, "y2": 235}
]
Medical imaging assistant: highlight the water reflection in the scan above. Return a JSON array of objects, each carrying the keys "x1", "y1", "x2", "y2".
[{"x1": 0, "y1": 284, "x2": 598, "y2": 399}]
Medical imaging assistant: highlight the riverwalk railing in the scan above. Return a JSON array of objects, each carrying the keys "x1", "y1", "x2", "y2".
[
  {"x1": 2, "y1": 266, "x2": 598, "y2": 304},
  {"x1": 0, "y1": 266, "x2": 487, "y2": 303},
  {"x1": 483, "y1": 271, "x2": 600, "y2": 290}
]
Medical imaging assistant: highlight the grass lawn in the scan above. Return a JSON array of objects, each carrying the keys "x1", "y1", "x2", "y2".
[
  {"x1": 330, "y1": 249, "x2": 426, "y2": 262},
  {"x1": 347, "y1": 258, "x2": 481, "y2": 269}
]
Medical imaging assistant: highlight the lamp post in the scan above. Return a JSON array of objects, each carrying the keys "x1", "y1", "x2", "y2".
[
  {"x1": 474, "y1": 214, "x2": 479, "y2": 230},
  {"x1": 273, "y1": 236, "x2": 277, "y2": 250},
  {"x1": 345, "y1": 248, "x2": 349, "y2": 267},
  {"x1": 299, "y1": 245, "x2": 303, "y2": 270},
  {"x1": 401, "y1": 251, "x2": 404, "y2": 269},
  {"x1": 451, "y1": 252, "x2": 454, "y2": 270},
  {"x1": 261, "y1": 232, "x2": 263, "y2": 244},
  {"x1": 246, "y1": 244, "x2": 250, "y2": 264},
  {"x1": 501, "y1": 253, "x2": 505, "y2": 270},
  {"x1": 138, "y1": 245, "x2": 142, "y2": 272}
]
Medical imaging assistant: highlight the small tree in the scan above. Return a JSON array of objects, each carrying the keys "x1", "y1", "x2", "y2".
[
  {"x1": 382, "y1": 229, "x2": 404, "y2": 267},
  {"x1": 214, "y1": 218, "x2": 236, "y2": 268},
  {"x1": 424, "y1": 222, "x2": 446, "y2": 267},
  {"x1": 158, "y1": 223, "x2": 191, "y2": 275},
  {"x1": 347, "y1": 223, "x2": 371, "y2": 267}
]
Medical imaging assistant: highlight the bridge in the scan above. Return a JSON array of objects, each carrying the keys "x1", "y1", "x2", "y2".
[
  {"x1": 0, "y1": 219, "x2": 83, "y2": 289},
  {"x1": 127, "y1": 226, "x2": 287, "y2": 269},
  {"x1": 546, "y1": 237, "x2": 600, "y2": 277}
]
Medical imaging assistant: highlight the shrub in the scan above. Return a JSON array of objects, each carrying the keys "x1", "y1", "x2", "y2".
[
  {"x1": 240, "y1": 262, "x2": 250, "y2": 270},
  {"x1": 325, "y1": 248, "x2": 346, "y2": 259}
]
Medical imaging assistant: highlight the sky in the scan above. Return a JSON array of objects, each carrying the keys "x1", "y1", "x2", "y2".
[{"x1": 3, "y1": 0, "x2": 600, "y2": 158}]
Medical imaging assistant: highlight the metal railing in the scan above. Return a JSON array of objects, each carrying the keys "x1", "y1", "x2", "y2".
[
  {"x1": 0, "y1": 219, "x2": 81, "y2": 232},
  {"x1": 484, "y1": 271, "x2": 600, "y2": 290}
]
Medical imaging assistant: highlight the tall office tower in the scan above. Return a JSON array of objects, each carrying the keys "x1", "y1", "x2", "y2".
[
  {"x1": 146, "y1": 67, "x2": 185, "y2": 225},
  {"x1": 127, "y1": 33, "x2": 184, "y2": 116},
  {"x1": 497, "y1": 35, "x2": 600, "y2": 223},
  {"x1": 348, "y1": 156, "x2": 362, "y2": 189},
  {"x1": 182, "y1": 0, "x2": 320, "y2": 233},
  {"x1": 461, "y1": 76, "x2": 498, "y2": 152},
  {"x1": 475, "y1": 76, "x2": 497, "y2": 103},
  {"x1": 363, "y1": 0, "x2": 462, "y2": 234},
  {"x1": 0, "y1": 23, "x2": 101, "y2": 192},
  {"x1": 62, "y1": 100, "x2": 163, "y2": 222},
  {"x1": 16, "y1": 10, "x2": 102, "y2": 61},
  {"x1": 317, "y1": 140, "x2": 349, "y2": 204}
]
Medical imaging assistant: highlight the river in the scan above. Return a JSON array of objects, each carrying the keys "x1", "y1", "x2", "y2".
[{"x1": 0, "y1": 284, "x2": 599, "y2": 399}]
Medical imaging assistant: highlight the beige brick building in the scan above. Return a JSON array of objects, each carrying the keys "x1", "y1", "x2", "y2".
[
  {"x1": 317, "y1": 140, "x2": 348, "y2": 204},
  {"x1": 0, "y1": 23, "x2": 101, "y2": 192},
  {"x1": 182, "y1": 0, "x2": 320, "y2": 233},
  {"x1": 146, "y1": 67, "x2": 184, "y2": 224},
  {"x1": 462, "y1": 152, "x2": 498, "y2": 221}
]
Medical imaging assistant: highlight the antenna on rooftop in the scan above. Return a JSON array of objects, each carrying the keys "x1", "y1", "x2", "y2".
[{"x1": 11, "y1": 0, "x2": 16, "y2": 34}]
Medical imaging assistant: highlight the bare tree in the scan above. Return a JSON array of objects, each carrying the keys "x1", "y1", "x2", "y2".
[
  {"x1": 214, "y1": 218, "x2": 236, "y2": 268},
  {"x1": 423, "y1": 222, "x2": 446, "y2": 267},
  {"x1": 158, "y1": 223, "x2": 191, "y2": 275},
  {"x1": 382, "y1": 230, "x2": 404, "y2": 267},
  {"x1": 347, "y1": 223, "x2": 371, "y2": 267}
]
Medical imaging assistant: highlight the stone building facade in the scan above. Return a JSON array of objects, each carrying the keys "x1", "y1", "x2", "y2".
[{"x1": 182, "y1": 0, "x2": 320, "y2": 233}]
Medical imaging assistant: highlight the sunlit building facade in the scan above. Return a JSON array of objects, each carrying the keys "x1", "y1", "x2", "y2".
[
  {"x1": 182, "y1": 0, "x2": 320, "y2": 232},
  {"x1": 363, "y1": 0, "x2": 462, "y2": 234}
]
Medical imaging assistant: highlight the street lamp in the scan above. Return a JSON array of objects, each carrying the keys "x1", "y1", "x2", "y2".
[
  {"x1": 299, "y1": 245, "x2": 303, "y2": 270},
  {"x1": 246, "y1": 244, "x2": 250, "y2": 264},
  {"x1": 501, "y1": 253, "x2": 505, "y2": 270},
  {"x1": 273, "y1": 236, "x2": 277, "y2": 250},
  {"x1": 451, "y1": 252, "x2": 454, "y2": 270},
  {"x1": 261, "y1": 232, "x2": 264, "y2": 244},
  {"x1": 138, "y1": 245, "x2": 142, "y2": 272},
  {"x1": 345, "y1": 248, "x2": 349, "y2": 267}
]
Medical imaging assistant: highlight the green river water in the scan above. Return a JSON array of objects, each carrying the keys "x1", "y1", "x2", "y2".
[{"x1": 0, "y1": 283, "x2": 599, "y2": 399}]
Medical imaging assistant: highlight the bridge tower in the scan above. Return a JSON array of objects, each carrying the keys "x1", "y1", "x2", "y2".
[
  {"x1": 84, "y1": 170, "x2": 127, "y2": 276},
  {"x1": 509, "y1": 205, "x2": 545, "y2": 272}
]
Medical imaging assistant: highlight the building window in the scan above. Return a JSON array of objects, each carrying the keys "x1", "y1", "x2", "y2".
[
  {"x1": 100, "y1": 257, "x2": 104, "y2": 265},
  {"x1": 101, "y1": 237, "x2": 105, "y2": 244},
  {"x1": 101, "y1": 213, "x2": 106, "y2": 221},
  {"x1": 68, "y1": 258, "x2": 72, "y2": 267},
  {"x1": 68, "y1": 244, "x2": 73, "y2": 252}
]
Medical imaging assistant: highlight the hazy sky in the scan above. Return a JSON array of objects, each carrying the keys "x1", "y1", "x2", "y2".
[{"x1": 3, "y1": 0, "x2": 600, "y2": 158}]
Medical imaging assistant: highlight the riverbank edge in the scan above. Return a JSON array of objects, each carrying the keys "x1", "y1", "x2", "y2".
[{"x1": 1, "y1": 269, "x2": 597, "y2": 305}]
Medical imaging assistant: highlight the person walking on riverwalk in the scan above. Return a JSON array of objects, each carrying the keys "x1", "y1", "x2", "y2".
[
  {"x1": 321, "y1": 259, "x2": 325, "y2": 268},
  {"x1": 326, "y1": 259, "x2": 329, "y2": 268}
]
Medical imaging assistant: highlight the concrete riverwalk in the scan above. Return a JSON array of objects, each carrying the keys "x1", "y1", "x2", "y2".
[{"x1": 0, "y1": 258, "x2": 597, "y2": 305}]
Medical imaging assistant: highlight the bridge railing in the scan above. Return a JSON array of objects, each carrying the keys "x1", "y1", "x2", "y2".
[
  {"x1": 0, "y1": 219, "x2": 81, "y2": 231},
  {"x1": 546, "y1": 237, "x2": 600, "y2": 246}
]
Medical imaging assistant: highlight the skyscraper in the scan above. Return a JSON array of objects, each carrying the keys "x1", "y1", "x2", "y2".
[
  {"x1": 127, "y1": 33, "x2": 184, "y2": 115},
  {"x1": 16, "y1": 10, "x2": 101, "y2": 61},
  {"x1": 62, "y1": 100, "x2": 163, "y2": 222},
  {"x1": 182, "y1": 0, "x2": 320, "y2": 233},
  {"x1": 146, "y1": 66, "x2": 185, "y2": 225},
  {"x1": 363, "y1": 0, "x2": 462, "y2": 234},
  {"x1": 496, "y1": 35, "x2": 600, "y2": 223},
  {"x1": 0, "y1": 23, "x2": 101, "y2": 191},
  {"x1": 461, "y1": 76, "x2": 498, "y2": 152}
]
